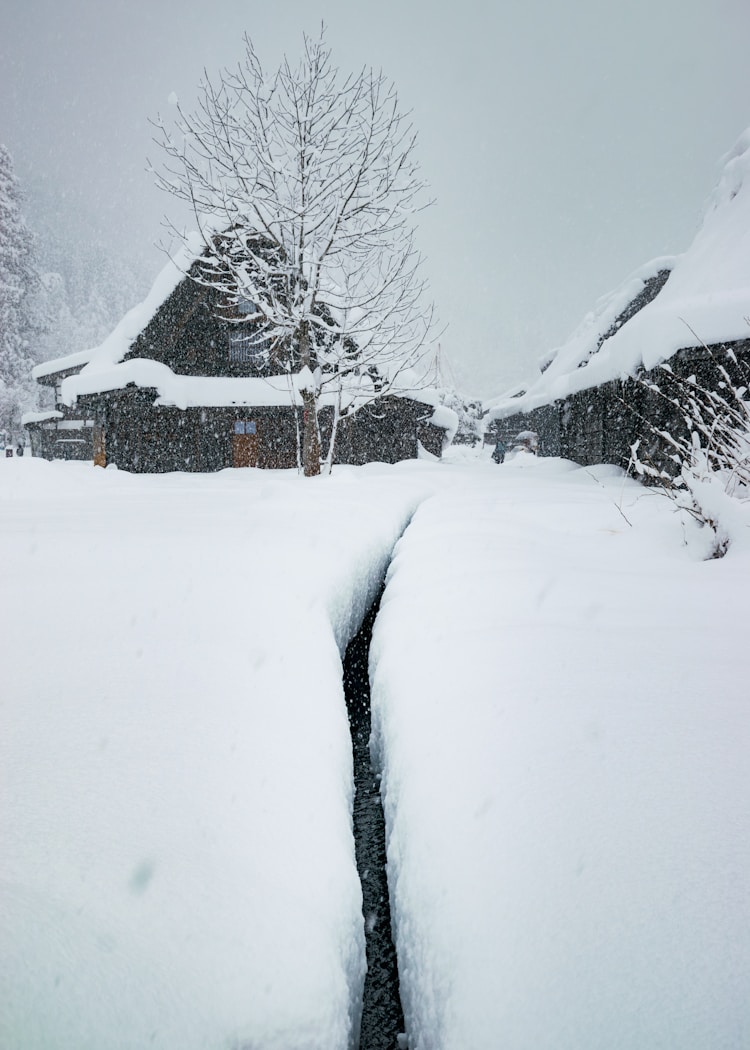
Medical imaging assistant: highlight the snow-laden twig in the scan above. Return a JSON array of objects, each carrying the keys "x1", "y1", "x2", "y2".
[{"x1": 628, "y1": 335, "x2": 750, "y2": 557}]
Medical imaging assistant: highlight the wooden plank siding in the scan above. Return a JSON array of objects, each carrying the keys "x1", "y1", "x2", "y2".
[
  {"x1": 77, "y1": 388, "x2": 443, "y2": 473},
  {"x1": 490, "y1": 340, "x2": 750, "y2": 477}
]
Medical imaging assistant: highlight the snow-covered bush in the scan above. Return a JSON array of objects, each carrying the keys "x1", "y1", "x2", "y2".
[
  {"x1": 629, "y1": 348, "x2": 750, "y2": 556},
  {"x1": 438, "y1": 389, "x2": 483, "y2": 445}
]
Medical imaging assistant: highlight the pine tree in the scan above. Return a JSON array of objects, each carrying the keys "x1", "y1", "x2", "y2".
[{"x1": 0, "y1": 144, "x2": 38, "y2": 443}]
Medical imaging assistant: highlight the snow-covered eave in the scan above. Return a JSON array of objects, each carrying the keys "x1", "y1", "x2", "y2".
[
  {"x1": 32, "y1": 350, "x2": 93, "y2": 382},
  {"x1": 22, "y1": 410, "x2": 64, "y2": 426},
  {"x1": 63, "y1": 358, "x2": 455, "y2": 420},
  {"x1": 62, "y1": 360, "x2": 308, "y2": 410}
]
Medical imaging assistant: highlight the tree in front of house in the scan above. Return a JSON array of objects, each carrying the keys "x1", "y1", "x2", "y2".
[
  {"x1": 152, "y1": 29, "x2": 435, "y2": 475},
  {"x1": 0, "y1": 144, "x2": 39, "y2": 443}
]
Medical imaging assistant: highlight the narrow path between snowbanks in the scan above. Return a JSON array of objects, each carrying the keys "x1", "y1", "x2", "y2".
[
  {"x1": 0, "y1": 460, "x2": 431, "y2": 1050},
  {"x1": 370, "y1": 455, "x2": 750, "y2": 1050},
  {"x1": 344, "y1": 589, "x2": 406, "y2": 1050}
]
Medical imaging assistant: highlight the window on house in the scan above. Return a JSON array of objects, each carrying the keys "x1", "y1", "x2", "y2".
[
  {"x1": 237, "y1": 298, "x2": 257, "y2": 316},
  {"x1": 228, "y1": 330, "x2": 270, "y2": 364},
  {"x1": 234, "y1": 420, "x2": 257, "y2": 435}
]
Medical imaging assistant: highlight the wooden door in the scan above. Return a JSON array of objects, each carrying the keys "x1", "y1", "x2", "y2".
[{"x1": 232, "y1": 421, "x2": 258, "y2": 467}]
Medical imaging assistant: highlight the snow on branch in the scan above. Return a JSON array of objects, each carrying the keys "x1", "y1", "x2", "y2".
[{"x1": 628, "y1": 340, "x2": 750, "y2": 557}]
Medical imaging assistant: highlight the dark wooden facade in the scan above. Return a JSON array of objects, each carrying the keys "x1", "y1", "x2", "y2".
[
  {"x1": 26, "y1": 417, "x2": 94, "y2": 461},
  {"x1": 121, "y1": 267, "x2": 287, "y2": 380},
  {"x1": 78, "y1": 387, "x2": 443, "y2": 473},
  {"x1": 26, "y1": 358, "x2": 94, "y2": 461},
  {"x1": 489, "y1": 341, "x2": 750, "y2": 475}
]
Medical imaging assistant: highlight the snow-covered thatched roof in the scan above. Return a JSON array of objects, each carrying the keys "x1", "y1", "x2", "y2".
[
  {"x1": 489, "y1": 126, "x2": 750, "y2": 420},
  {"x1": 33, "y1": 233, "x2": 207, "y2": 384},
  {"x1": 52, "y1": 229, "x2": 451, "y2": 426}
]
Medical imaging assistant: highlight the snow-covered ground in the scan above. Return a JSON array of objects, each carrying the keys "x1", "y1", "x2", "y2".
[
  {"x1": 1, "y1": 453, "x2": 748, "y2": 1049},
  {"x1": 0, "y1": 458, "x2": 425, "y2": 1050},
  {"x1": 372, "y1": 452, "x2": 750, "y2": 1049}
]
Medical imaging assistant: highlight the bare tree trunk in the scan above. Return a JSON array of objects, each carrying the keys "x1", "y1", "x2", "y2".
[
  {"x1": 298, "y1": 320, "x2": 321, "y2": 476},
  {"x1": 321, "y1": 388, "x2": 342, "y2": 476},
  {"x1": 301, "y1": 390, "x2": 321, "y2": 476}
]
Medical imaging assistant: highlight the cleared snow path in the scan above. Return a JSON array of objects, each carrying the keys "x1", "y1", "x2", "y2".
[
  {"x1": 343, "y1": 591, "x2": 406, "y2": 1050},
  {"x1": 0, "y1": 459, "x2": 427, "y2": 1050},
  {"x1": 370, "y1": 454, "x2": 750, "y2": 1050}
]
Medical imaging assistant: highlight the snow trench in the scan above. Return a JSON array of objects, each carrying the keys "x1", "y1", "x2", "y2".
[{"x1": 343, "y1": 588, "x2": 406, "y2": 1050}]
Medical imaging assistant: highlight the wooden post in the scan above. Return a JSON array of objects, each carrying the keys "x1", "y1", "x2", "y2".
[{"x1": 93, "y1": 424, "x2": 106, "y2": 468}]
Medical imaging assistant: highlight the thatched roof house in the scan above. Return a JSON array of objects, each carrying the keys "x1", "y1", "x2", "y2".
[
  {"x1": 487, "y1": 127, "x2": 750, "y2": 469},
  {"x1": 29, "y1": 233, "x2": 455, "y2": 471}
]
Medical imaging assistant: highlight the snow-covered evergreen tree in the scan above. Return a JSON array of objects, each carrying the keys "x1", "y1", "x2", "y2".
[{"x1": 0, "y1": 145, "x2": 38, "y2": 442}]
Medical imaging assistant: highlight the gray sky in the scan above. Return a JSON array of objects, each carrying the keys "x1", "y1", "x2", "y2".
[{"x1": 2, "y1": 0, "x2": 749, "y2": 396}]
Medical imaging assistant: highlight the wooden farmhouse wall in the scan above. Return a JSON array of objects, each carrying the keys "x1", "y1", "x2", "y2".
[
  {"x1": 490, "y1": 339, "x2": 750, "y2": 475},
  {"x1": 78, "y1": 388, "x2": 445, "y2": 473}
]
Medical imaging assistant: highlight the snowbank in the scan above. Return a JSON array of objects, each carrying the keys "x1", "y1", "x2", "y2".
[
  {"x1": 0, "y1": 459, "x2": 429, "y2": 1050},
  {"x1": 370, "y1": 456, "x2": 750, "y2": 1049}
]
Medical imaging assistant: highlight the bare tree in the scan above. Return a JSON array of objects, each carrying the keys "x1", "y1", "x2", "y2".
[{"x1": 151, "y1": 29, "x2": 435, "y2": 475}]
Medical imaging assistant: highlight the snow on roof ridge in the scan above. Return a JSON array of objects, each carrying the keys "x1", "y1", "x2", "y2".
[
  {"x1": 81, "y1": 232, "x2": 208, "y2": 378},
  {"x1": 487, "y1": 254, "x2": 678, "y2": 418},
  {"x1": 488, "y1": 124, "x2": 750, "y2": 422},
  {"x1": 709, "y1": 125, "x2": 750, "y2": 213},
  {"x1": 32, "y1": 234, "x2": 206, "y2": 384}
]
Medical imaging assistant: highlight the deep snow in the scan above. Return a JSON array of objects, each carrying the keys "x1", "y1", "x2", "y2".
[
  {"x1": 1, "y1": 453, "x2": 748, "y2": 1049},
  {"x1": 0, "y1": 458, "x2": 426, "y2": 1050},
  {"x1": 371, "y1": 452, "x2": 750, "y2": 1049}
]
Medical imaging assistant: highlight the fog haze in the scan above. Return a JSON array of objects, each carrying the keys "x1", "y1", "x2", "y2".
[{"x1": 2, "y1": 0, "x2": 749, "y2": 396}]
